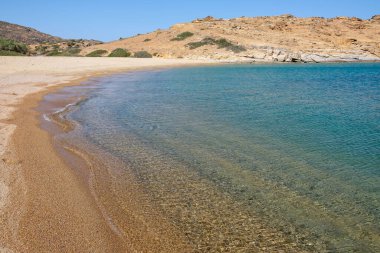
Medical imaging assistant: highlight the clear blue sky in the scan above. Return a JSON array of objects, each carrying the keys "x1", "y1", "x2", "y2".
[{"x1": 1, "y1": 0, "x2": 379, "y2": 42}]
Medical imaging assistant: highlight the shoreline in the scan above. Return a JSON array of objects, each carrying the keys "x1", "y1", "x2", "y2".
[
  {"x1": 2, "y1": 58, "x2": 379, "y2": 251},
  {"x1": 35, "y1": 70, "x2": 313, "y2": 253},
  {"x1": 0, "y1": 57, "x2": 215, "y2": 251},
  {"x1": 5, "y1": 81, "x2": 126, "y2": 251},
  {"x1": 37, "y1": 79, "x2": 196, "y2": 251}
]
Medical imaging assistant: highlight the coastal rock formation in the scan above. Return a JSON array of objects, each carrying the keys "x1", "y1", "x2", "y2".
[{"x1": 82, "y1": 15, "x2": 380, "y2": 62}]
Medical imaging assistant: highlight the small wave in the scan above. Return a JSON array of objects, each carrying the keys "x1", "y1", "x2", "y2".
[{"x1": 53, "y1": 102, "x2": 78, "y2": 115}]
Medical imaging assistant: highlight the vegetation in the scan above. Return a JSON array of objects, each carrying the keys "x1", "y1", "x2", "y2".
[
  {"x1": 45, "y1": 47, "x2": 81, "y2": 56},
  {"x1": 34, "y1": 45, "x2": 47, "y2": 54},
  {"x1": 171, "y1": 31, "x2": 194, "y2": 41},
  {"x1": 133, "y1": 51, "x2": 153, "y2": 58},
  {"x1": 187, "y1": 37, "x2": 215, "y2": 49},
  {"x1": 45, "y1": 50, "x2": 61, "y2": 56},
  {"x1": 143, "y1": 38, "x2": 151, "y2": 42},
  {"x1": 66, "y1": 40, "x2": 76, "y2": 47},
  {"x1": 187, "y1": 37, "x2": 246, "y2": 53},
  {"x1": 63, "y1": 47, "x2": 82, "y2": 56},
  {"x1": 108, "y1": 48, "x2": 131, "y2": 57},
  {"x1": 0, "y1": 50, "x2": 25, "y2": 56},
  {"x1": 86, "y1": 49, "x2": 108, "y2": 57},
  {"x1": 0, "y1": 38, "x2": 28, "y2": 55}
]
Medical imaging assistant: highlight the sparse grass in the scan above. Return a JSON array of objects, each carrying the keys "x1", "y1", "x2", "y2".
[
  {"x1": 108, "y1": 48, "x2": 131, "y2": 57},
  {"x1": 133, "y1": 51, "x2": 153, "y2": 58},
  {"x1": 0, "y1": 38, "x2": 28, "y2": 54},
  {"x1": 171, "y1": 32, "x2": 194, "y2": 41},
  {"x1": 86, "y1": 49, "x2": 108, "y2": 57},
  {"x1": 187, "y1": 37, "x2": 246, "y2": 53}
]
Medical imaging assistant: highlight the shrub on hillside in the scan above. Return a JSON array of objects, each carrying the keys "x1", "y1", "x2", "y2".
[
  {"x1": 187, "y1": 37, "x2": 246, "y2": 53},
  {"x1": 46, "y1": 50, "x2": 62, "y2": 56},
  {"x1": 108, "y1": 48, "x2": 131, "y2": 57},
  {"x1": 171, "y1": 32, "x2": 194, "y2": 41},
  {"x1": 35, "y1": 45, "x2": 48, "y2": 55},
  {"x1": 46, "y1": 47, "x2": 82, "y2": 57},
  {"x1": 0, "y1": 50, "x2": 25, "y2": 56},
  {"x1": 86, "y1": 49, "x2": 108, "y2": 57},
  {"x1": 0, "y1": 38, "x2": 28, "y2": 54},
  {"x1": 133, "y1": 51, "x2": 153, "y2": 58},
  {"x1": 143, "y1": 38, "x2": 152, "y2": 42},
  {"x1": 187, "y1": 37, "x2": 215, "y2": 49}
]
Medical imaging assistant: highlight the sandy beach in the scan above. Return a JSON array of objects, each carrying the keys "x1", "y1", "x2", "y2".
[{"x1": 0, "y1": 56, "x2": 212, "y2": 252}]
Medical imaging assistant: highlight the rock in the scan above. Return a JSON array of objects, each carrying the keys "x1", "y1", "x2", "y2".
[
  {"x1": 370, "y1": 15, "x2": 380, "y2": 21},
  {"x1": 278, "y1": 14, "x2": 295, "y2": 19},
  {"x1": 193, "y1": 16, "x2": 220, "y2": 23},
  {"x1": 276, "y1": 54, "x2": 287, "y2": 62}
]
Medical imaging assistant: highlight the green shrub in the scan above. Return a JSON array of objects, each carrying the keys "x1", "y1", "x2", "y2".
[
  {"x1": 133, "y1": 51, "x2": 153, "y2": 58},
  {"x1": 66, "y1": 47, "x2": 81, "y2": 55},
  {"x1": 60, "y1": 48, "x2": 81, "y2": 56},
  {"x1": 171, "y1": 32, "x2": 194, "y2": 41},
  {"x1": 213, "y1": 38, "x2": 246, "y2": 53},
  {"x1": 187, "y1": 37, "x2": 214, "y2": 49},
  {"x1": 45, "y1": 47, "x2": 81, "y2": 57},
  {"x1": 0, "y1": 50, "x2": 25, "y2": 56},
  {"x1": 86, "y1": 49, "x2": 108, "y2": 57},
  {"x1": 143, "y1": 38, "x2": 151, "y2": 42},
  {"x1": 46, "y1": 50, "x2": 62, "y2": 56},
  {"x1": 0, "y1": 38, "x2": 28, "y2": 54},
  {"x1": 108, "y1": 48, "x2": 131, "y2": 57},
  {"x1": 187, "y1": 37, "x2": 246, "y2": 53}
]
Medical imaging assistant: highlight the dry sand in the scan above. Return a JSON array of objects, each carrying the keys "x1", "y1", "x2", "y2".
[{"x1": 0, "y1": 56, "x2": 213, "y2": 252}]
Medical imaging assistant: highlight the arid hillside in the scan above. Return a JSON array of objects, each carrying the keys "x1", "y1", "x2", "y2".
[
  {"x1": 82, "y1": 15, "x2": 380, "y2": 62},
  {"x1": 0, "y1": 20, "x2": 61, "y2": 44},
  {"x1": 0, "y1": 21, "x2": 103, "y2": 56}
]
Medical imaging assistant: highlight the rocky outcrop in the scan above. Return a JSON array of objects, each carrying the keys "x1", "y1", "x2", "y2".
[{"x1": 238, "y1": 47, "x2": 380, "y2": 63}]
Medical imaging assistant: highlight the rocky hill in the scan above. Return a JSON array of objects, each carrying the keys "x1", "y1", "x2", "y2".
[
  {"x1": 0, "y1": 20, "x2": 62, "y2": 44},
  {"x1": 82, "y1": 15, "x2": 380, "y2": 62}
]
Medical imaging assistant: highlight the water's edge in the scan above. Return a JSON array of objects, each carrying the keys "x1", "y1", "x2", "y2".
[{"x1": 37, "y1": 64, "x2": 380, "y2": 252}]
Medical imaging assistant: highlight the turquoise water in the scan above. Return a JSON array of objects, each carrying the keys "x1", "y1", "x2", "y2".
[{"x1": 70, "y1": 63, "x2": 380, "y2": 252}]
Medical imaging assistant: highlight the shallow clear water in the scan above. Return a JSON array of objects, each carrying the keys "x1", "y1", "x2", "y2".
[{"x1": 70, "y1": 63, "x2": 380, "y2": 252}]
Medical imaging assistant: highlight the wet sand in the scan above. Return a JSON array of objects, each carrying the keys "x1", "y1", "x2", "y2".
[{"x1": 0, "y1": 56, "x2": 213, "y2": 252}]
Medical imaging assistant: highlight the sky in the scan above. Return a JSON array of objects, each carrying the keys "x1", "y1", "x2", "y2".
[{"x1": 1, "y1": 0, "x2": 379, "y2": 42}]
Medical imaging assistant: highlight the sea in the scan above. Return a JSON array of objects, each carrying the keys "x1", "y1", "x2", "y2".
[{"x1": 55, "y1": 63, "x2": 379, "y2": 252}]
